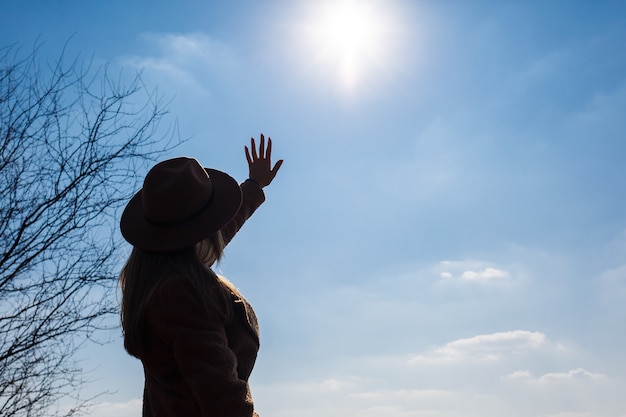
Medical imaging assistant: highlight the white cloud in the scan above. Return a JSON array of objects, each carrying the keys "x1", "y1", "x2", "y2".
[
  {"x1": 408, "y1": 330, "x2": 546, "y2": 364},
  {"x1": 251, "y1": 325, "x2": 624, "y2": 417},
  {"x1": 504, "y1": 369, "x2": 534, "y2": 380},
  {"x1": 538, "y1": 368, "x2": 606, "y2": 383},
  {"x1": 461, "y1": 267, "x2": 508, "y2": 281},
  {"x1": 437, "y1": 260, "x2": 511, "y2": 284},
  {"x1": 504, "y1": 368, "x2": 606, "y2": 384}
]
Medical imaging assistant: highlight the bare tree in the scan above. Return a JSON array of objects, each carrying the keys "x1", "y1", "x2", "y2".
[{"x1": 0, "y1": 42, "x2": 179, "y2": 416}]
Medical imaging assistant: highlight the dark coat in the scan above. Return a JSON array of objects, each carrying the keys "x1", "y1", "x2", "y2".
[{"x1": 137, "y1": 180, "x2": 265, "y2": 417}]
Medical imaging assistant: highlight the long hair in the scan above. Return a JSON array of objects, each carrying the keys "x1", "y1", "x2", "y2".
[{"x1": 119, "y1": 231, "x2": 229, "y2": 357}]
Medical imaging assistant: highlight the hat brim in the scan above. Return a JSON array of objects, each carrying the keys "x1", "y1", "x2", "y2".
[{"x1": 120, "y1": 168, "x2": 242, "y2": 251}]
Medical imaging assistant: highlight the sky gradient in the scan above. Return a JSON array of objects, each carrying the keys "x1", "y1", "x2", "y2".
[{"x1": 2, "y1": 1, "x2": 626, "y2": 416}]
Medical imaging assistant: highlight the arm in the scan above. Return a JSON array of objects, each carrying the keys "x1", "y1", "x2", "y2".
[
  {"x1": 221, "y1": 134, "x2": 283, "y2": 246},
  {"x1": 220, "y1": 180, "x2": 265, "y2": 246}
]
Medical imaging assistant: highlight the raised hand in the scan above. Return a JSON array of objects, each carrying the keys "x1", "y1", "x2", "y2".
[{"x1": 245, "y1": 133, "x2": 283, "y2": 188}]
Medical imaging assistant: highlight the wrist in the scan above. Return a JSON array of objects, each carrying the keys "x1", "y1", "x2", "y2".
[{"x1": 245, "y1": 178, "x2": 262, "y2": 187}]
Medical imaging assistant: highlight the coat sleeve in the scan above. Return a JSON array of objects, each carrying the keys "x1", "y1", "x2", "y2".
[
  {"x1": 220, "y1": 180, "x2": 265, "y2": 247},
  {"x1": 146, "y1": 276, "x2": 256, "y2": 417}
]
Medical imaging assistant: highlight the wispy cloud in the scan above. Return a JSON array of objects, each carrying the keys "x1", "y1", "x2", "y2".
[
  {"x1": 408, "y1": 330, "x2": 546, "y2": 364},
  {"x1": 87, "y1": 398, "x2": 141, "y2": 417},
  {"x1": 253, "y1": 327, "x2": 620, "y2": 417},
  {"x1": 504, "y1": 368, "x2": 606, "y2": 384},
  {"x1": 498, "y1": 368, "x2": 623, "y2": 417},
  {"x1": 120, "y1": 32, "x2": 239, "y2": 94},
  {"x1": 255, "y1": 377, "x2": 458, "y2": 417}
]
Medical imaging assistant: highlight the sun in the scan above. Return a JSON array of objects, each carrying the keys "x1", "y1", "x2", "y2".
[{"x1": 294, "y1": 0, "x2": 404, "y2": 93}]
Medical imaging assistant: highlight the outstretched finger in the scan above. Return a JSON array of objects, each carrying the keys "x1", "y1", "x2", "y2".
[
  {"x1": 245, "y1": 146, "x2": 252, "y2": 165},
  {"x1": 250, "y1": 137, "x2": 258, "y2": 160},
  {"x1": 266, "y1": 137, "x2": 273, "y2": 161},
  {"x1": 259, "y1": 133, "x2": 265, "y2": 159},
  {"x1": 271, "y1": 159, "x2": 284, "y2": 175}
]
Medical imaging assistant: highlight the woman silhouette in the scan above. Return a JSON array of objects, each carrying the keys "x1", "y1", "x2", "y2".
[{"x1": 119, "y1": 134, "x2": 282, "y2": 417}]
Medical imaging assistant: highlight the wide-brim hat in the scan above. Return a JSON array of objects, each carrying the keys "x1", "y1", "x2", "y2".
[{"x1": 120, "y1": 157, "x2": 242, "y2": 251}]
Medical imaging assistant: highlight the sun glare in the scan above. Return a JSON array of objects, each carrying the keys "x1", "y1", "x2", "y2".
[{"x1": 295, "y1": 0, "x2": 404, "y2": 93}]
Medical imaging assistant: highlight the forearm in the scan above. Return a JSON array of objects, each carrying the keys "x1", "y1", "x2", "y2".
[{"x1": 220, "y1": 179, "x2": 265, "y2": 246}]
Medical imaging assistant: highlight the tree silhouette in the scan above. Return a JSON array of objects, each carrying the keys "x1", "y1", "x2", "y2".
[{"x1": 0, "y1": 42, "x2": 178, "y2": 416}]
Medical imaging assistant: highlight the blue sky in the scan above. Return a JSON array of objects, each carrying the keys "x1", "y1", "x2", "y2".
[{"x1": 3, "y1": 0, "x2": 626, "y2": 416}]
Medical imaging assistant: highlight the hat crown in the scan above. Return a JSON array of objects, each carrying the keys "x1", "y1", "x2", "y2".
[
  {"x1": 142, "y1": 157, "x2": 213, "y2": 224},
  {"x1": 120, "y1": 156, "x2": 242, "y2": 251}
]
